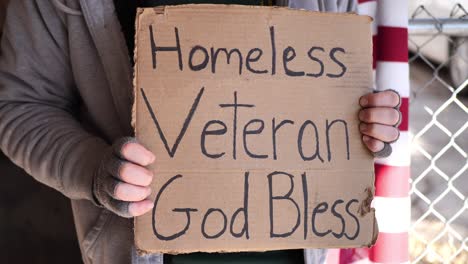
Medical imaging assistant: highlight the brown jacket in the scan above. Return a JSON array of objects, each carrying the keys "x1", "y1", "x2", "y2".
[
  {"x1": 0, "y1": 0, "x2": 134, "y2": 263},
  {"x1": 0, "y1": 0, "x2": 356, "y2": 263}
]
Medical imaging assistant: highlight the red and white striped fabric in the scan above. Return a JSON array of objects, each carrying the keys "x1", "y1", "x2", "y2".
[
  {"x1": 328, "y1": 1, "x2": 410, "y2": 263},
  {"x1": 362, "y1": 0, "x2": 410, "y2": 262}
]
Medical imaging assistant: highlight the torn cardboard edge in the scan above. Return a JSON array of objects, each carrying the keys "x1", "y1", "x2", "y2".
[
  {"x1": 133, "y1": 180, "x2": 377, "y2": 253},
  {"x1": 137, "y1": 4, "x2": 373, "y2": 21}
]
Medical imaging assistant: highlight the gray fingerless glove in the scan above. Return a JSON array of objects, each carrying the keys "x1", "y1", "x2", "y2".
[
  {"x1": 371, "y1": 89, "x2": 402, "y2": 158},
  {"x1": 92, "y1": 137, "x2": 138, "y2": 218}
]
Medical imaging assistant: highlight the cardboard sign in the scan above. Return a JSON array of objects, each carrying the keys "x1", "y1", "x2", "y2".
[{"x1": 134, "y1": 5, "x2": 377, "y2": 253}]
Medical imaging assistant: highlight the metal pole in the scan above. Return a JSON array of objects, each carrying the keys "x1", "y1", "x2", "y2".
[{"x1": 409, "y1": 18, "x2": 468, "y2": 36}]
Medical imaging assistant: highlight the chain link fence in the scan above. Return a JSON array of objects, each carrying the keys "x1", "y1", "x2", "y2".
[{"x1": 408, "y1": 1, "x2": 468, "y2": 263}]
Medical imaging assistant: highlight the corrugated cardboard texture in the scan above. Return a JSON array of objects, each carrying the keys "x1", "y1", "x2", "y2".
[{"x1": 134, "y1": 4, "x2": 376, "y2": 254}]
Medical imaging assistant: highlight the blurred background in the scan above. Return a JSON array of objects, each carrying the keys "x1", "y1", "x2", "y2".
[
  {"x1": 0, "y1": 0, "x2": 467, "y2": 263},
  {"x1": 408, "y1": 0, "x2": 467, "y2": 263}
]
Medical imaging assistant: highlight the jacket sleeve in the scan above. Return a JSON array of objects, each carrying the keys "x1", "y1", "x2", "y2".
[{"x1": 0, "y1": 0, "x2": 109, "y2": 202}]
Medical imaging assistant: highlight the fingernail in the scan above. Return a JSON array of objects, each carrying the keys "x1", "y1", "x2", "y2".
[
  {"x1": 359, "y1": 111, "x2": 365, "y2": 120},
  {"x1": 148, "y1": 152, "x2": 156, "y2": 163},
  {"x1": 360, "y1": 123, "x2": 367, "y2": 132},
  {"x1": 146, "y1": 202, "x2": 154, "y2": 209},
  {"x1": 147, "y1": 171, "x2": 155, "y2": 182},
  {"x1": 360, "y1": 97, "x2": 368, "y2": 107}
]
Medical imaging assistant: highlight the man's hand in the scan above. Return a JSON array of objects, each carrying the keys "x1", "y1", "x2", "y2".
[
  {"x1": 93, "y1": 138, "x2": 155, "y2": 218},
  {"x1": 358, "y1": 90, "x2": 401, "y2": 158}
]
